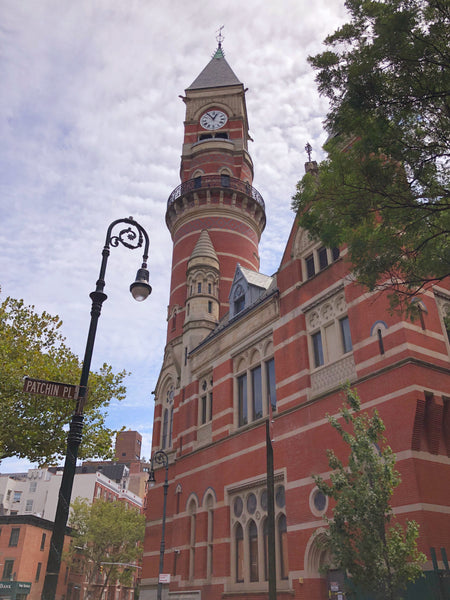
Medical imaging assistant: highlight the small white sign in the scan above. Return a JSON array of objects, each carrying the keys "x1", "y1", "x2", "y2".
[{"x1": 159, "y1": 574, "x2": 171, "y2": 584}]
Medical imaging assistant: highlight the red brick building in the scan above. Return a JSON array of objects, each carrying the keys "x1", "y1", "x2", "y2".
[
  {"x1": 0, "y1": 515, "x2": 73, "y2": 600},
  {"x1": 140, "y1": 43, "x2": 450, "y2": 600}
]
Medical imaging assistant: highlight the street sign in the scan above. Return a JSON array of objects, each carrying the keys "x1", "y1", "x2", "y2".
[
  {"x1": 159, "y1": 574, "x2": 171, "y2": 584},
  {"x1": 23, "y1": 377, "x2": 80, "y2": 400}
]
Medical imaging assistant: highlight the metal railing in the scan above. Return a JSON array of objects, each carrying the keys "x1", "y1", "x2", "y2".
[{"x1": 167, "y1": 175, "x2": 265, "y2": 211}]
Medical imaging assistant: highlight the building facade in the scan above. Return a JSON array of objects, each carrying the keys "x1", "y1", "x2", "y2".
[
  {"x1": 0, "y1": 515, "x2": 72, "y2": 600},
  {"x1": 140, "y1": 44, "x2": 450, "y2": 600}
]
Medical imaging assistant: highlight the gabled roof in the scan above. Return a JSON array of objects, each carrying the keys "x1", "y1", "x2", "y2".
[
  {"x1": 237, "y1": 265, "x2": 273, "y2": 290},
  {"x1": 187, "y1": 45, "x2": 242, "y2": 90}
]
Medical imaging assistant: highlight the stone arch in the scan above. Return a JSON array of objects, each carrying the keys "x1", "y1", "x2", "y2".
[
  {"x1": 185, "y1": 492, "x2": 200, "y2": 513},
  {"x1": 304, "y1": 529, "x2": 332, "y2": 578},
  {"x1": 262, "y1": 340, "x2": 274, "y2": 358},
  {"x1": 370, "y1": 320, "x2": 388, "y2": 336},
  {"x1": 193, "y1": 102, "x2": 233, "y2": 121},
  {"x1": 249, "y1": 348, "x2": 261, "y2": 366},
  {"x1": 202, "y1": 487, "x2": 217, "y2": 507}
]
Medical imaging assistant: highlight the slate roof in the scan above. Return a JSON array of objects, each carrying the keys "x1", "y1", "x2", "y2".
[
  {"x1": 238, "y1": 265, "x2": 274, "y2": 290},
  {"x1": 187, "y1": 45, "x2": 242, "y2": 90}
]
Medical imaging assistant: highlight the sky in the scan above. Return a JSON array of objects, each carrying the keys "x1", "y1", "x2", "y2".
[{"x1": 0, "y1": 0, "x2": 347, "y2": 473}]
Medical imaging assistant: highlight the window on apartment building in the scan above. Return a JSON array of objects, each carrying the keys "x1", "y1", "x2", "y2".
[
  {"x1": 199, "y1": 376, "x2": 213, "y2": 426},
  {"x1": 318, "y1": 246, "x2": 328, "y2": 270},
  {"x1": 236, "y1": 355, "x2": 277, "y2": 428},
  {"x1": 9, "y1": 527, "x2": 20, "y2": 547},
  {"x1": 161, "y1": 382, "x2": 174, "y2": 450},
  {"x1": 312, "y1": 331, "x2": 324, "y2": 367},
  {"x1": 25, "y1": 499, "x2": 33, "y2": 512},
  {"x1": 237, "y1": 373, "x2": 248, "y2": 427},
  {"x1": 304, "y1": 246, "x2": 340, "y2": 280},
  {"x1": 305, "y1": 254, "x2": 315, "y2": 279},
  {"x1": 251, "y1": 366, "x2": 263, "y2": 420},
  {"x1": 29, "y1": 481, "x2": 37, "y2": 492},
  {"x1": 205, "y1": 494, "x2": 214, "y2": 579},
  {"x1": 13, "y1": 491, "x2": 22, "y2": 503},
  {"x1": 35, "y1": 562, "x2": 42, "y2": 582},
  {"x1": 40, "y1": 533, "x2": 46, "y2": 550},
  {"x1": 231, "y1": 481, "x2": 287, "y2": 587},
  {"x1": 235, "y1": 523, "x2": 244, "y2": 583},
  {"x1": 340, "y1": 316, "x2": 353, "y2": 353},
  {"x1": 2, "y1": 559, "x2": 14, "y2": 580},
  {"x1": 188, "y1": 499, "x2": 197, "y2": 580}
]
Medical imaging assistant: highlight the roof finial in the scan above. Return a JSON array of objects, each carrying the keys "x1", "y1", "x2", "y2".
[
  {"x1": 216, "y1": 25, "x2": 224, "y2": 48},
  {"x1": 305, "y1": 141, "x2": 313, "y2": 162}
]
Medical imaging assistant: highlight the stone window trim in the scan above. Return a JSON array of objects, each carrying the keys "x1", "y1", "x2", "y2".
[
  {"x1": 227, "y1": 474, "x2": 288, "y2": 591},
  {"x1": 159, "y1": 379, "x2": 175, "y2": 451},
  {"x1": 309, "y1": 486, "x2": 329, "y2": 517},
  {"x1": 234, "y1": 350, "x2": 277, "y2": 429},
  {"x1": 370, "y1": 320, "x2": 388, "y2": 356},
  {"x1": 293, "y1": 229, "x2": 340, "y2": 282},
  {"x1": 434, "y1": 290, "x2": 450, "y2": 347},
  {"x1": 198, "y1": 374, "x2": 214, "y2": 426},
  {"x1": 187, "y1": 269, "x2": 218, "y2": 298},
  {"x1": 305, "y1": 291, "x2": 353, "y2": 371}
]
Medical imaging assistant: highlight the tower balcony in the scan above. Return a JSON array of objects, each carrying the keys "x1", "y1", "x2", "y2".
[
  {"x1": 167, "y1": 174, "x2": 265, "y2": 212},
  {"x1": 166, "y1": 175, "x2": 266, "y2": 236}
]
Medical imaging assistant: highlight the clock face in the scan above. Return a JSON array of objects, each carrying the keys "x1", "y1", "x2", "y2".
[{"x1": 200, "y1": 110, "x2": 228, "y2": 130}]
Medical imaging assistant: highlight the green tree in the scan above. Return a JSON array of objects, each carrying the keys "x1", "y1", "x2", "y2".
[
  {"x1": 67, "y1": 498, "x2": 145, "y2": 600},
  {"x1": 0, "y1": 295, "x2": 127, "y2": 463},
  {"x1": 292, "y1": 0, "x2": 449, "y2": 311},
  {"x1": 314, "y1": 386, "x2": 426, "y2": 599}
]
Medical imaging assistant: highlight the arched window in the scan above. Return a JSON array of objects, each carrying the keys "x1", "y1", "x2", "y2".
[
  {"x1": 235, "y1": 523, "x2": 244, "y2": 583},
  {"x1": 162, "y1": 409, "x2": 168, "y2": 449},
  {"x1": 206, "y1": 495, "x2": 214, "y2": 579},
  {"x1": 278, "y1": 514, "x2": 288, "y2": 580},
  {"x1": 263, "y1": 518, "x2": 269, "y2": 581},
  {"x1": 188, "y1": 499, "x2": 197, "y2": 580},
  {"x1": 377, "y1": 328, "x2": 385, "y2": 355},
  {"x1": 249, "y1": 520, "x2": 258, "y2": 582},
  {"x1": 160, "y1": 382, "x2": 174, "y2": 449}
]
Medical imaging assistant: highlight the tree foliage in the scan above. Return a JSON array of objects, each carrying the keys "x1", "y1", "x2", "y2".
[
  {"x1": 314, "y1": 386, "x2": 426, "y2": 599},
  {"x1": 293, "y1": 0, "x2": 449, "y2": 310},
  {"x1": 0, "y1": 295, "x2": 128, "y2": 464},
  {"x1": 67, "y1": 498, "x2": 145, "y2": 599}
]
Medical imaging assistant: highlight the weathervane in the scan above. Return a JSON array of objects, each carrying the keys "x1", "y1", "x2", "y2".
[
  {"x1": 216, "y1": 25, "x2": 224, "y2": 48},
  {"x1": 305, "y1": 141, "x2": 313, "y2": 162}
]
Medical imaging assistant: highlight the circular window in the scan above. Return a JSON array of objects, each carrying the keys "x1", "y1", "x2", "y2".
[
  {"x1": 233, "y1": 496, "x2": 243, "y2": 518},
  {"x1": 247, "y1": 493, "x2": 257, "y2": 514},
  {"x1": 309, "y1": 487, "x2": 328, "y2": 516},
  {"x1": 313, "y1": 490, "x2": 327, "y2": 512},
  {"x1": 260, "y1": 489, "x2": 268, "y2": 511},
  {"x1": 275, "y1": 485, "x2": 285, "y2": 508}
]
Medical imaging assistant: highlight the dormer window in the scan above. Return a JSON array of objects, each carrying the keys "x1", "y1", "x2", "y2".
[{"x1": 234, "y1": 284, "x2": 245, "y2": 314}]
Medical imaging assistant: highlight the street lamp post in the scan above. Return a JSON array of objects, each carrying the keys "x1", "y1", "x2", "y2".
[
  {"x1": 147, "y1": 450, "x2": 169, "y2": 600},
  {"x1": 41, "y1": 217, "x2": 152, "y2": 600}
]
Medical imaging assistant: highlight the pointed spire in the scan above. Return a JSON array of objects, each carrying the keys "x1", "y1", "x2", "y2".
[
  {"x1": 187, "y1": 33, "x2": 242, "y2": 91},
  {"x1": 190, "y1": 230, "x2": 219, "y2": 265}
]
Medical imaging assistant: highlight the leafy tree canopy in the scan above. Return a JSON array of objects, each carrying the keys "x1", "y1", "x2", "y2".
[
  {"x1": 314, "y1": 386, "x2": 426, "y2": 600},
  {"x1": 293, "y1": 0, "x2": 449, "y2": 311},
  {"x1": 0, "y1": 295, "x2": 128, "y2": 464},
  {"x1": 67, "y1": 498, "x2": 145, "y2": 599}
]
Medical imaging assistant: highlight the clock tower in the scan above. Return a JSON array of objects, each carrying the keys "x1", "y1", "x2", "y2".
[{"x1": 165, "y1": 42, "x2": 266, "y2": 354}]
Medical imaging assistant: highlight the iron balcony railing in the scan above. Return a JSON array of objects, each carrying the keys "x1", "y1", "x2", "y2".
[{"x1": 167, "y1": 174, "x2": 265, "y2": 212}]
